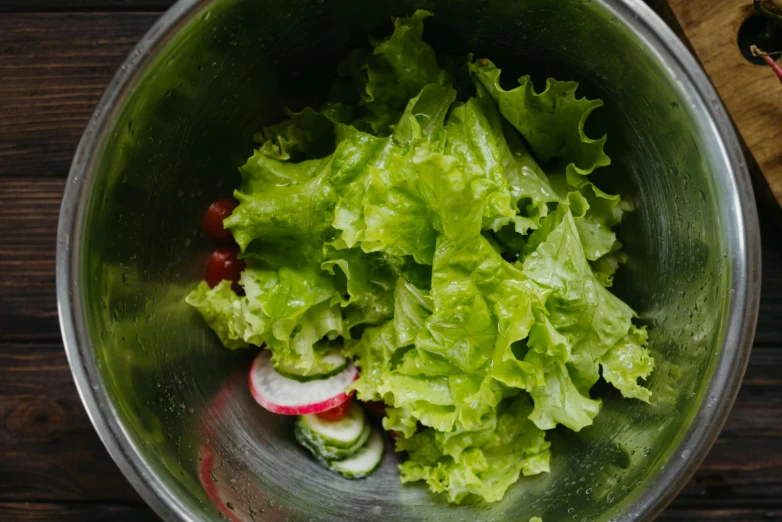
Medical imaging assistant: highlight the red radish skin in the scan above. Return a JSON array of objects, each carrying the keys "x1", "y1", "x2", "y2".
[
  {"x1": 316, "y1": 393, "x2": 355, "y2": 421},
  {"x1": 248, "y1": 351, "x2": 358, "y2": 415}
]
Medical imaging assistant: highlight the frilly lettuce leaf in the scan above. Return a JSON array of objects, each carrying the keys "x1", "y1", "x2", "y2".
[
  {"x1": 601, "y1": 325, "x2": 654, "y2": 402},
  {"x1": 397, "y1": 396, "x2": 550, "y2": 504},
  {"x1": 591, "y1": 250, "x2": 628, "y2": 288},
  {"x1": 353, "y1": 10, "x2": 451, "y2": 135},
  {"x1": 393, "y1": 277, "x2": 433, "y2": 346},
  {"x1": 524, "y1": 205, "x2": 635, "y2": 384},
  {"x1": 226, "y1": 155, "x2": 338, "y2": 250},
  {"x1": 345, "y1": 320, "x2": 402, "y2": 402},
  {"x1": 242, "y1": 267, "x2": 343, "y2": 373},
  {"x1": 321, "y1": 248, "x2": 396, "y2": 328},
  {"x1": 253, "y1": 102, "x2": 354, "y2": 160},
  {"x1": 548, "y1": 174, "x2": 632, "y2": 262},
  {"x1": 185, "y1": 281, "x2": 250, "y2": 350},
  {"x1": 470, "y1": 59, "x2": 610, "y2": 186},
  {"x1": 186, "y1": 266, "x2": 345, "y2": 376}
]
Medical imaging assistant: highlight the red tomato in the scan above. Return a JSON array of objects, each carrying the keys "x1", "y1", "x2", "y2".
[
  {"x1": 204, "y1": 199, "x2": 238, "y2": 244},
  {"x1": 205, "y1": 246, "x2": 245, "y2": 293},
  {"x1": 316, "y1": 394, "x2": 353, "y2": 422},
  {"x1": 363, "y1": 400, "x2": 386, "y2": 418}
]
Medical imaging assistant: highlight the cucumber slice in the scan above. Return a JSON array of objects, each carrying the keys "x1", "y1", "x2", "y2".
[
  {"x1": 275, "y1": 350, "x2": 347, "y2": 382},
  {"x1": 300, "y1": 403, "x2": 366, "y2": 448},
  {"x1": 295, "y1": 418, "x2": 371, "y2": 461},
  {"x1": 327, "y1": 430, "x2": 385, "y2": 479}
]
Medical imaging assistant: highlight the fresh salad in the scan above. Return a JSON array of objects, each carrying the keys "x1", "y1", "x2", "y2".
[{"x1": 187, "y1": 10, "x2": 654, "y2": 505}]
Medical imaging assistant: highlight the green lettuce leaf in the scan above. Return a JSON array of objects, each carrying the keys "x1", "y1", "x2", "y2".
[
  {"x1": 521, "y1": 204, "x2": 645, "y2": 429},
  {"x1": 329, "y1": 130, "x2": 397, "y2": 250},
  {"x1": 186, "y1": 266, "x2": 345, "y2": 376},
  {"x1": 226, "y1": 154, "x2": 338, "y2": 250},
  {"x1": 321, "y1": 247, "x2": 396, "y2": 328},
  {"x1": 445, "y1": 83, "x2": 560, "y2": 233},
  {"x1": 470, "y1": 59, "x2": 610, "y2": 185},
  {"x1": 601, "y1": 326, "x2": 654, "y2": 402},
  {"x1": 590, "y1": 250, "x2": 628, "y2": 288},
  {"x1": 393, "y1": 277, "x2": 433, "y2": 346},
  {"x1": 357, "y1": 10, "x2": 451, "y2": 134},
  {"x1": 241, "y1": 266, "x2": 343, "y2": 373},
  {"x1": 253, "y1": 102, "x2": 353, "y2": 160},
  {"x1": 346, "y1": 320, "x2": 404, "y2": 402},
  {"x1": 184, "y1": 281, "x2": 250, "y2": 350},
  {"x1": 525, "y1": 334, "x2": 602, "y2": 431},
  {"x1": 397, "y1": 396, "x2": 551, "y2": 504}
]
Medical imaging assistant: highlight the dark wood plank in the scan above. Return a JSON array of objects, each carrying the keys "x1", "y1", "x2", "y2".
[
  {"x1": 0, "y1": 343, "x2": 142, "y2": 502},
  {"x1": 8, "y1": 504, "x2": 775, "y2": 522},
  {"x1": 660, "y1": 508, "x2": 782, "y2": 521},
  {"x1": 755, "y1": 218, "x2": 782, "y2": 346},
  {"x1": 0, "y1": 179, "x2": 64, "y2": 342},
  {"x1": 5, "y1": 503, "x2": 777, "y2": 522},
  {"x1": 0, "y1": 1, "x2": 174, "y2": 12},
  {"x1": 0, "y1": 502, "x2": 157, "y2": 522},
  {"x1": 0, "y1": 13, "x2": 160, "y2": 179}
]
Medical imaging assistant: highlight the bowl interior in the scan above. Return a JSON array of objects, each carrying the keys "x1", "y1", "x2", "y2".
[{"x1": 71, "y1": 0, "x2": 747, "y2": 520}]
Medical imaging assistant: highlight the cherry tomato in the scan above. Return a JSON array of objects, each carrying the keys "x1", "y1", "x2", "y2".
[
  {"x1": 363, "y1": 400, "x2": 386, "y2": 418},
  {"x1": 204, "y1": 199, "x2": 238, "y2": 244},
  {"x1": 316, "y1": 394, "x2": 353, "y2": 422},
  {"x1": 205, "y1": 246, "x2": 245, "y2": 293},
  {"x1": 387, "y1": 430, "x2": 400, "y2": 440}
]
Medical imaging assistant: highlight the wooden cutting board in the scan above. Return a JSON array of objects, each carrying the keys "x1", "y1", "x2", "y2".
[{"x1": 662, "y1": 0, "x2": 782, "y2": 213}]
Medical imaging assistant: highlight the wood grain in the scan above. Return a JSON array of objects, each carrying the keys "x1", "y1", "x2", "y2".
[
  {"x1": 0, "y1": 343, "x2": 142, "y2": 502},
  {"x1": 0, "y1": 13, "x2": 159, "y2": 179},
  {"x1": 660, "y1": 509, "x2": 782, "y2": 521},
  {"x1": 666, "y1": 0, "x2": 782, "y2": 209},
  {"x1": 0, "y1": 179, "x2": 65, "y2": 342},
  {"x1": 0, "y1": 502, "x2": 157, "y2": 521},
  {"x1": 0, "y1": 1, "x2": 174, "y2": 12}
]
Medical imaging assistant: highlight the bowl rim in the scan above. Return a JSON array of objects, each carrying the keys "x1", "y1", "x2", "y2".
[{"x1": 56, "y1": 0, "x2": 761, "y2": 520}]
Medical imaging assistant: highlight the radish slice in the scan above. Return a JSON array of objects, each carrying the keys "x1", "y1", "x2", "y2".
[{"x1": 248, "y1": 350, "x2": 358, "y2": 415}]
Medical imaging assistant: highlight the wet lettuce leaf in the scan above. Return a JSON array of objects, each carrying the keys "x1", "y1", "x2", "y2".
[
  {"x1": 470, "y1": 59, "x2": 611, "y2": 186},
  {"x1": 186, "y1": 8, "x2": 653, "y2": 505},
  {"x1": 397, "y1": 396, "x2": 551, "y2": 504}
]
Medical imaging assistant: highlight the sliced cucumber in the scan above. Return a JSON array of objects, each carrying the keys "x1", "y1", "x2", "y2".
[
  {"x1": 295, "y1": 417, "x2": 371, "y2": 461},
  {"x1": 327, "y1": 430, "x2": 385, "y2": 479},
  {"x1": 275, "y1": 349, "x2": 347, "y2": 382},
  {"x1": 300, "y1": 403, "x2": 366, "y2": 448}
]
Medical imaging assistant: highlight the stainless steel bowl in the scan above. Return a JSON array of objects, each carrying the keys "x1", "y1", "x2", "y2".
[{"x1": 57, "y1": 0, "x2": 761, "y2": 520}]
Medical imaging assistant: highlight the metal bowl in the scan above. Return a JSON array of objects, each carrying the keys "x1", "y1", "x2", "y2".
[{"x1": 57, "y1": 0, "x2": 761, "y2": 520}]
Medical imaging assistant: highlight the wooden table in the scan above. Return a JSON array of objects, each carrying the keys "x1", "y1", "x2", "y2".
[{"x1": 1, "y1": 1, "x2": 780, "y2": 520}]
